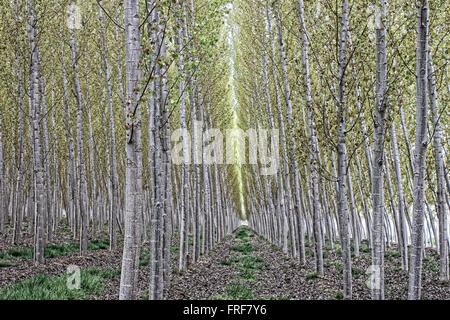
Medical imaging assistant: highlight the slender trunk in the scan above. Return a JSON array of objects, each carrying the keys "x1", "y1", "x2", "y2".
[
  {"x1": 336, "y1": 0, "x2": 352, "y2": 299},
  {"x1": 26, "y1": 0, "x2": 45, "y2": 265},
  {"x1": 297, "y1": 0, "x2": 321, "y2": 271},
  {"x1": 11, "y1": 3, "x2": 24, "y2": 239},
  {"x1": 371, "y1": 0, "x2": 388, "y2": 300},
  {"x1": 390, "y1": 121, "x2": 408, "y2": 270},
  {"x1": 68, "y1": 3, "x2": 88, "y2": 255},
  {"x1": 98, "y1": 1, "x2": 119, "y2": 250},
  {"x1": 175, "y1": 0, "x2": 189, "y2": 271},
  {"x1": 266, "y1": 5, "x2": 289, "y2": 255},
  {"x1": 408, "y1": 0, "x2": 429, "y2": 300},
  {"x1": 427, "y1": 51, "x2": 448, "y2": 281},
  {"x1": 120, "y1": 0, "x2": 143, "y2": 300}
]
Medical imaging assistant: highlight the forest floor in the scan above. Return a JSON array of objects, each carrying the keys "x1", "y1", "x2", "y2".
[{"x1": 0, "y1": 225, "x2": 448, "y2": 300}]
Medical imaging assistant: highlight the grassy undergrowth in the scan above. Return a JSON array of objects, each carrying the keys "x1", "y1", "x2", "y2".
[
  {"x1": 0, "y1": 268, "x2": 120, "y2": 300},
  {"x1": 0, "y1": 261, "x2": 19, "y2": 268},
  {"x1": 0, "y1": 239, "x2": 110, "y2": 261},
  {"x1": 211, "y1": 281, "x2": 255, "y2": 300},
  {"x1": 213, "y1": 226, "x2": 265, "y2": 300}
]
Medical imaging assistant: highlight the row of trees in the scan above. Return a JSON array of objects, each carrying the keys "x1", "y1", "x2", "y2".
[
  {"x1": 0, "y1": 0, "x2": 447, "y2": 301},
  {"x1": 239, "y1": 0, "x2": 448, "y2": 300},
  {"x1": 0, "y1": 0, "x2": 241, "y2": 299}
]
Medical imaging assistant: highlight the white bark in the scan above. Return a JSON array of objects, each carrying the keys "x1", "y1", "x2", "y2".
[
  {"x1": 26, "y1": 0, "x2": 45, "y2": 265},
  {"x1": 408, "y1": 0, "x2": 429, "y2": 300},
  {"x1": 390, "y1": 121, "x2": 408, "y2": 270},
  {"x1": 371, "y1": 0, "x2": 388, "y2": 300},
  {"x1": 68, "y1": 3, "x2": 88, "y2": 255},
  {"x1": 120, "y1": 0, "x2": 143, "y2": 300},
  {"x1": 427, "y1": 51, "x2": 448, "y2": 281},
  {"x1": 98, "y1": 1, "x2": 119, "y2": 250},
  {"x1": 336, "y1": 0, "x2": 352, "y2": 299}
]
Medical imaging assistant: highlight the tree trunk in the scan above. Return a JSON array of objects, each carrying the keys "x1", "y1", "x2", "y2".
[
  {"x1": 120, "y1": 0, "x2": 143, "y2": 300},
  {"x1": 371, "y1": 0, "x2": 388, "y2": 300},
  {"x1": 98, "y1": 1, "x2": 119, "y2": 250},
  {"x1": 427, "y1": 51, "x2": 448, "y2": 281},
  {"x1": 336, "y1": 0, "x2": 352, "y2": 299},
  {"x1": 390, "y1": 121, "x2": 408, "y2": 270},
  {"x1": 408, "y1": 0, "x2": 429, "y2": 300},
  {"x1": 68, "y1": 2, "x2": 88, "y2": 255},
  {"x1": 26, "y1": 0, "x2": 45, "y2": 266}
]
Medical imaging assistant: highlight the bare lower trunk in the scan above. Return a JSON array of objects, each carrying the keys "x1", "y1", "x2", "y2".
[
  {"x1": 427, "y1": 52, "x2": 448, "y2": 281},
  {"x1": 175, "y1": 0, "x2": 189, "y2": 271},
  {"x1": 120, "y1": 0, "x2": 143, "y2": 300},
  {"x1": 390, "y1": 122, "x2": 408, "y2": 271},
  {"x1": 371, "y1": 0, "x2": 388, "y2": 300},
  {"x1": 98, "y1": 1, "x2": 119, "y2": 250},
  {"x1": 68, "y1": 3, "x2": 88, "y2": 255},
  {"x1": 297, "y1": 0, "x2": 321, "y2": 272},
  {"x1": 26, "y1": 0, "x2": 45, "y2": 265},
  {"x1": 408, "y1": 0, "x2": 429, "y2": 300},
  {"x1": 336, "y1": 0, "x2": 352, "y2": 299}
]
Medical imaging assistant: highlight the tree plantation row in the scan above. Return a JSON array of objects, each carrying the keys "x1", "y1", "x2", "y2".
[
  {"x1": 0, "y1": 0, "x2": 242, "y2": 300},
  {"x1": 240, "y1": 0, "x2": 448, "y2": 300},
  {"x1": 0, "y1": 0, "x2": 448, "y2": 300}
]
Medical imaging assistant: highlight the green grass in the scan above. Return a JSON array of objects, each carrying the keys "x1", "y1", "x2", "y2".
[
  {"x1": 45, "y1": 239, "x2": 110, "y2": 258},
  {"x1": 236, "y1": 228, "x2": 249, "y2": 240},
  {"x1": 231, "y1": 243, "x2": 254, "y2": 254},
  {"x1": 0, "y1": 239, "x2": 110, "y2": 261},
  {"x1": 172, "y1": 268, "x2": 184, "y2": 275},
  {"x1": 239, "y1": 267, "x2": 257, "y2": 281},
  {"x1": 270, "y1": 244, "x2": 279, "y2": 251},
  {"x1": 351, "y1": 266, "x2": 365, "y2": 278},
  {"x1": 87, "y1": 239, "x2": 110, "y2": 250},
  {"x1": 0, "y1": 261, "x2": 19, "y2": 268},
  {"x1": 0, "y1": 268, "x2": 120, "y2": 300},
  {"x1": 335, "y1": 291, "x2": 344, "y2": 299},
  {"x1": 385, "y1": 250, "x2": 401, "y2": 259},
  {"x1": 327, "y1": 261, "x2": 344, "y2": 273},
  {"x1": 170, "y1": 246, "x2": 180, "y2": 253},
  {"x1": 360, "y1": 243, "x2": 370, "y2": 253},
  {"x1": 330, "y1": 261, "x2": 342, "y2": 267},
  {"x1": 139, "y1": 251, "x2": 150, "y2": 267},
  {"x1": 0, "y1": 247, "x2": 33, "y2": 260},
  {"x1": 45, "y1": 243, "x2": 80, "y2": 258},
  {"x1": 238, "y1": 255, "x2": 264, "y2": 269},
  {"x1": 220, "y1": 256, "x2": 240, "y2": 266},
  {"x1": 223, "y1": 282, "x2": 254, "y2": 300},
  {"x1": 259, "y1": 296, "x2": 291, "y2": 300},
  {"x1": 306, "y1": 272, "x2": 319, "y2": 280},
  {"x1": 220, "y1": 259, "x2": 232, "y2": 266},
  {"x1": 428, "y1": 266, "x2": 439, "y2": 272},
  {"x1": 56, "y1": 227, "x2": 72, "y2": 233}
]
